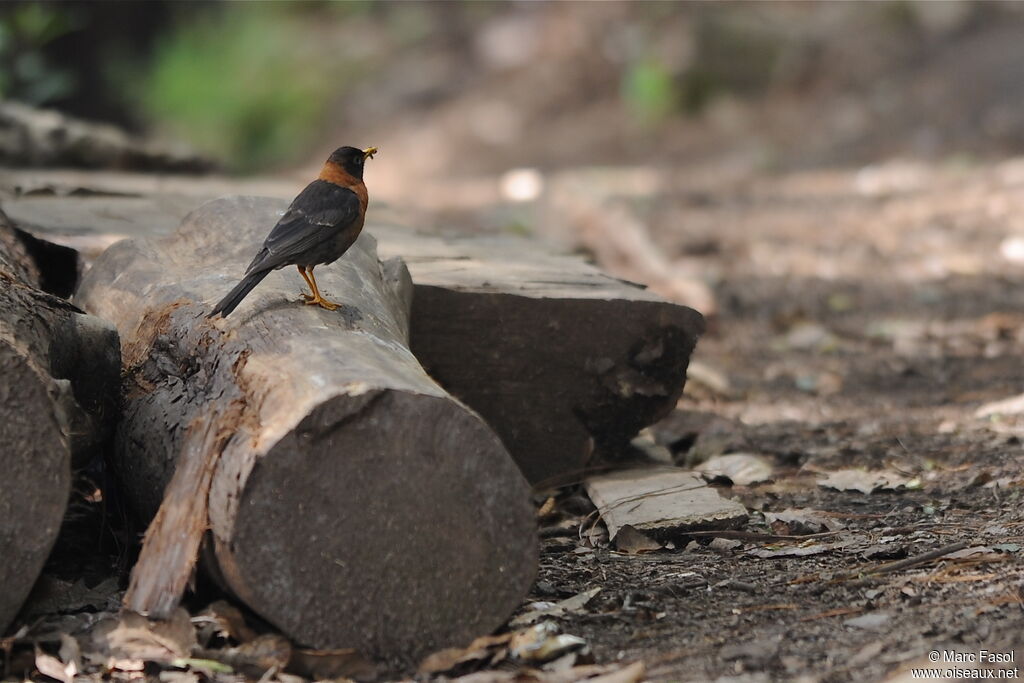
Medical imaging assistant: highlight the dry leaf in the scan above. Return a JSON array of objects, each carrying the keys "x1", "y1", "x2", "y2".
[
  {"x1": 945, "y1": 545, "x2": 996, "y2": 559},
  {"x1": 512, "y1": 588, "x2": 601, "y2": 626},
  {"x1": 91, "y1": 609, "x2": 196, "y2": 662},
  {"x1": 765, "y1": 508, "x2": 845, "y2": 535},
  {"x1": 418, "y1": 632, "x2": 513, "y2": 674},
  {"x1": 450, "y1": 671, "x2": 517, "y2": 682},
  {"x1": 696, "y1": 453, "x2": 774, "y2": 486},
  {"x1": 211, "y1": 633, "x2": 291, "y2": 676},
  {"x1": 420, "y1": 646, "x2": 475, "y2": 675},
  {"x1": 685, "y1": 361, "x2": 732, "y2": 396},
  {"x1": 818, "y1": 469, "x2": 913, "y2": 494},
  {"x1": 471, "y1": 662, "x2": 644, "y2": 683},
  {"x1": 104, "y1": 657, "x2": 146, "y2": 672},
  {"x1": 57, "y1": 633, "x2": 81, "y2": 674},
  {"x1": 35, "y1": 647, "x2": 76, "y2": 683},
  {"x1": 509, "y1": 623, "x2": 587, "y2": 663},
  {"x1": 193, "y1": 600, "x2": 257, "y2": 645},
  {"x1": 614, "y1": 525, "x2": 663, "y2": 554},
  {"x1": 749, "y1": 543, "x2": 837, "y2": 558},
  {"x1": 975, "y1": 393, "x2": 1024, "y2": 418}
]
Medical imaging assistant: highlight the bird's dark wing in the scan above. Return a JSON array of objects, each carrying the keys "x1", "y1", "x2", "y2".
[{"x1": 244, "y1": 180, "x2": 361, "y2": 274}]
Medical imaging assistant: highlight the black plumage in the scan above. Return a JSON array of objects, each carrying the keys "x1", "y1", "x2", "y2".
[{"x1": 208, "y1": 146, "x2": 373, "y2": 318}]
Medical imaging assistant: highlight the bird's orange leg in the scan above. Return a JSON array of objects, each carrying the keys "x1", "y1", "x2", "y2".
[
  {"x1": 303, "y1": 266, "x2": 340, "y2": 311},
  {"x1": 297, "y1": 266, "x2": 316, "y2": 301}
]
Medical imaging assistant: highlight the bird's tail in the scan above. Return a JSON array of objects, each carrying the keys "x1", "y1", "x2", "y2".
[{"x1": 207, "y1": 270, "x2": 269, "y2": 318}]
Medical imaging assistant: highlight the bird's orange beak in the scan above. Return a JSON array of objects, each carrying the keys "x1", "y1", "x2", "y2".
[{"x1": 362, "y1": 147, "x2": 378, "y2": 160}]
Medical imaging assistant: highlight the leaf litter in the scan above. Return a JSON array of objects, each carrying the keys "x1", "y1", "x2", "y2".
[{"x1": 9, "y1": 154, "x2": 1024, "y2": 683}]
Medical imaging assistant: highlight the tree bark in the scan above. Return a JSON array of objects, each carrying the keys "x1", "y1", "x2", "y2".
[
  {"x1": 373, "y1": 226, "x2": 705, "y2": 486},
  {"x1": 74, "y1": 196, "x2": 536, "y2": 660},
  {"x1": 0, "y1": 208, "x2": 120, "y2": 633}
]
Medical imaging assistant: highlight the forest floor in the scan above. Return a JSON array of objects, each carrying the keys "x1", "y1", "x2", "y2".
[
  {"x1": 7, "y1": 4, "x2": 1024, "y2": 681},
  {"x1": 513, "y1": 159, "x2": 1024, "y2": 682},
  {"x1": 4, "y1": 158, "x2": 1024, "y2": 683}
]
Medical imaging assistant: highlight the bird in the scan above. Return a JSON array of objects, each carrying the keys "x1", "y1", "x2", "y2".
[{"x1": 208, "y1": 145, "x2": 377, "y2": 318}]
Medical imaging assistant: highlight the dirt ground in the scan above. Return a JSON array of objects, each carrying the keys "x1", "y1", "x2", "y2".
[
  {"x1": 5, "y1": 158, "x2": 1023, "y2": 683},
  {"x1": 516, "y1": 160, "x2": 1024, "y2": 682},
  {"x1": 6, "y1": 3, "x2": 1024, "y2": 677}
]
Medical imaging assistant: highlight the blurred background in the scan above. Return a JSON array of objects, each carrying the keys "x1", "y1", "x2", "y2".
[
  {"x1": 8, "y1": 5, "x2": 1024, "y2": 678},
  {"x1": 5, "y1": 1, "x2": 1024, "y2": 178},
  {"x1": 6, "y1": 0, "x2": 1024, "y2": 319}
]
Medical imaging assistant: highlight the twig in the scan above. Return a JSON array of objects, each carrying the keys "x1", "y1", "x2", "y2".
[
  {"x1": 835, "y1": 540, "x2": 970, "y2": 583},
  {"x1": 736, "y1": 603, "x2": 799, "y2": 614},
  {"x1": 686, "y1": 529, "x2": 845, "y2": 542}
]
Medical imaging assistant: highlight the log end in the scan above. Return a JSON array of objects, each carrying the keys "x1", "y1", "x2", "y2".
[
  {"x1": 410, "y1": 288, "x2": 705, "y2": 484},
  {"x1": 214, "y1": 390, "x2": 538, "y2": 661},
  {"x1": 0, "y1": 340, "x2": 71, "y2": 632}
]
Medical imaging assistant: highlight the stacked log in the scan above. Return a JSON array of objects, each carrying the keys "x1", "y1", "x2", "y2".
[
  {"x1": 1, "y1": 177, "x2": 705, "y2": 484},
  {"x1": 75, "y1": 197, "x2": 537, "y2": 660},
  {"x1": 374, "y1": 226, "x2": 705, "y2": 485},
  {"x1": 0, "y1": 208, "x2": 119, "y2": 633}
]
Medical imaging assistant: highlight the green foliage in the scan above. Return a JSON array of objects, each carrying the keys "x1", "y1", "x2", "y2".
[
  {"x1": 681, "y1": 10, "x2": 786, "y2": 115},
  {"x1": 619, "y1": 8, "x2": 788, "y2": 124},
  {"x1": 0, "y1": 3, "x2": 78, "y2": 104},
  {"x1": 622, "y1": 59, "x2": 678, "y2": 125},
  {"x1": 138, "y1": 6, "x2": 349, "y2": 173}
]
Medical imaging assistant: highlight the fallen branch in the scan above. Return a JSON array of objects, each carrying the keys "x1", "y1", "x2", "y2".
[{"x1": 835, "y1": 540, "x2": 970, "y2": 583}]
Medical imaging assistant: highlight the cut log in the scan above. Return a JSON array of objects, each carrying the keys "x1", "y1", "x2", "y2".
[
  {"x1": 0, "y1": 100, "x2": 213, "y2": 172},
  {"x1": 0, "y1": 168, "x2": 298, "y2": 263},
  {"x1": 74, "y1": 196, "x2": 536, "y2": 660},
  {"x1": 373, "y1": 226, "x2": 705, "y2": 485},
  {"x1": 4, "y1": 175, "x2": 706, "y2": 486},
  {"x1": 0, "y1": 208, "x2": 120, "y2": 634}
]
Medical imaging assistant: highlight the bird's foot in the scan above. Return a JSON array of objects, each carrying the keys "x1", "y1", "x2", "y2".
[
  {"x1": 300, "y1": 290, "x2": 315, "y2": 302},
  {"x1": 303, "y1": 294, "x2": 339, "y2": 311}
]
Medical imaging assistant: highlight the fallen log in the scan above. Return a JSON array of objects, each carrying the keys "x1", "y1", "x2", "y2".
[
  {"x1": 373, "y1": 226, "x2": 705, "y2": 485},
  {"x1": 74, "y1": 196, "x2": 537, "y2": 660},
  {"x1": 6, "y1": 177, "x2": 706, "y2": 487},
  {"x1": 0, "y1": 100, "x2": 213, "y2": 172},
  {"x1": 0, "y1": 208, "x2": 120, "y2": 633}
]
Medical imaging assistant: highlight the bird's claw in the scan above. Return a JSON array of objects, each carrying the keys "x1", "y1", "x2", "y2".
[{"x1": 303, "y1": 295, "x2": 339, "y2": 311}]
